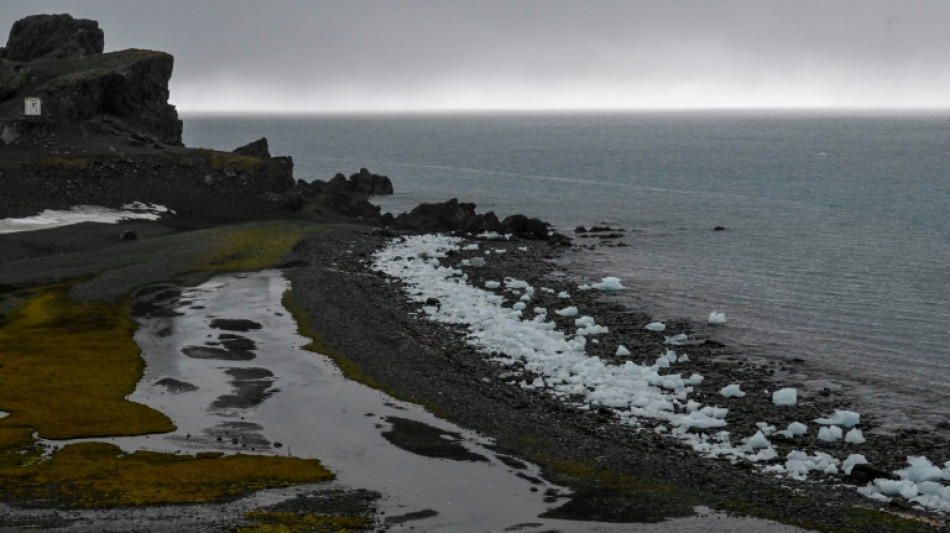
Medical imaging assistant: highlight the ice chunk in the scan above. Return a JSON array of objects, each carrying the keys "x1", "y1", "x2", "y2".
[
  {"x1": 615, "y1": 345, "x2": 631, "y2": 357},
  {"x1": 785, "y1": 422, "x2": 808, "y2": 437},
  {"x1": 815, "y1": 410, "x2": 861, "y2": 427},
  {"x1": 844, "y1": 428, "x2": 866, "y2": 444},
  {"x1": 485, "y1": 281, "x2": 501, "y2": 289},
  {"x1": 591, "y1": 277, "x2": 625, "y2": 291},
  {"x1": 897, "y1": 457, "x2": 945, "y2": 483},
  {"x1": 557, "y1": 291, "x2": 571, "y2": 299},
  {"x1": 644, "y1": 322, "x2": 666, "y2": 332},
  {"x1": 664, "y1": 333, "x2": 688, "y2": 345},
  {"x1": 744, "y1": 431, "x2": 772, "y2": 450},
  {"x1": 772, "y1": 388, "x2": 798, "y2": 406},
  {"x1": 466, "y1": 257, "x2": 486, "y2": 267},
  {"x1": 462, "y1": 243, "x2": 480, "y2": 251},
  {"x1": 720, "y1": 384, "x2": 746, "y2": 398},
  {"x1": 817, "y1": 426, "x2": 842, "y2": 442},
  {"x1": 513, "y1": 302, "x2": 527, "y2": 311},
  {"x1": 575, "y1": 316, "x2": 596, "y2": 327},
  {"x1": 555, "y1": 306, "x2": 578, "y2": 317},
  {"x1": 708, "y1": 311, "x2": 726, "y2": 325},
  {"x1": 519, "y1": 294, "x2": 532, "y2": 302}
]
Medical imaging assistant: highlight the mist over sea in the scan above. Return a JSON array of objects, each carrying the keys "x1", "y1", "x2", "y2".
[{"x1": 183, "y1": 110, "x2": 950, "y2": 430}]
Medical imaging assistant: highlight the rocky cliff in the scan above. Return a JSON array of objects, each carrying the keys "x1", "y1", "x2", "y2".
[{"x1": 0, "y1": 14, "x2": 182, "y2": 146}]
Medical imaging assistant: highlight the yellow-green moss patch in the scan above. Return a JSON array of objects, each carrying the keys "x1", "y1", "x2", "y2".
[
  {"x1": 192, "y1": 223, "x2": 323, "y2": 274},
  {"x1": 0, "y1": 284, "x2": 173, "y2": 439},
  {"x1": 0, "y1": 442, "x2": 333, "y2": 508},
  {"x1": 238, "y1": 511, "x2": 371, "y2": 533},
  {"x1": 197, "y1": 149, "x2": 263, "y2": 173}
]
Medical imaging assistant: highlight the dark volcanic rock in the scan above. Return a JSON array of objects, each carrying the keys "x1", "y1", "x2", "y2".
[
  {"x1": 315, "y1": 167, "x2": 393, "y2": 196},
  {"x1": 394, "y1": 198, "x2": 501, "y2": 233},
  {"x1": 0, "y1": 14, "x2": 182, "y2": 146},
  {"x1": 232, "y1": 137, "x2": 271, "y2": 159},
  {"x1": 349, "y1": 167, "x2": 394, "y2": 195},
  {"x1": 393, "y1": 198, "x2": 552, "y2": 240},
  {"x1": 0, "y1": 14, "x2": 103, "y2": 62}
]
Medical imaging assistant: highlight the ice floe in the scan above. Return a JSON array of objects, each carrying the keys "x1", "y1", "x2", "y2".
[{"x1": 708, "y1": 311, "x2": 727, "y2": 325}]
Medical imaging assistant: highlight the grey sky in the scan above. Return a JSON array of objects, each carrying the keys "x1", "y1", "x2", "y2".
[{"x1": 3, "y1": 1, "x2": 948, "y2": 111}]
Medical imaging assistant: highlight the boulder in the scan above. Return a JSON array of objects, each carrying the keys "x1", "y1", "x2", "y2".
[
  {"x1": 232, "y1": 137, "x2": 271, "y2": 159},
  {"x1": 349, "y1": 167, "x2": 394, "y2": 195},
  {"x1": 500, "y1": 214, "x2": 549, "y2": 239},
  {"x1": 0, "y1": 14, "x2": 103, "y2": 62}
]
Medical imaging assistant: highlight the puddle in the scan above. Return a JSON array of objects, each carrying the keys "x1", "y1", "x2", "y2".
[{"x1": 42, "y1": 270, "x2": 810, "y2": 532}]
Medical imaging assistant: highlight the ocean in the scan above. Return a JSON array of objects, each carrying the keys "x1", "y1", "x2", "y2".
[{"x1": 182, "y1": 110, "x2": 950, "y2": 431}]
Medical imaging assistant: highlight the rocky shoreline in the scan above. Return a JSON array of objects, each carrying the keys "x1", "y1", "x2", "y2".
[{"x1": 1, "y1": 12, "x2": 948, "y2": 533}]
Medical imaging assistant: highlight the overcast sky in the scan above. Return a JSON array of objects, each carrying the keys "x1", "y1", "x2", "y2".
[{"x1": 3, "y1": 1, "x2": 949, "y2": 112}]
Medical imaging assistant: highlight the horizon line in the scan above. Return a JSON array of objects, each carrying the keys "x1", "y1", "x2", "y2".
[{"x1": 177, "y1": 106, "x2": 950, "y2": 117}]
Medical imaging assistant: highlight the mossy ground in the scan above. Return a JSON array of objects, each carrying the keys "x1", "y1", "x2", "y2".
[
  {"x1": 0, "y1": 222, "x2": 337, "y2": 509},
  {"x1": 238, "y1": 511, "x2": 371, "y2": 533}
]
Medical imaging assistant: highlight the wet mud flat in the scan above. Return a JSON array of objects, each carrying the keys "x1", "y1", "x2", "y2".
[{"x1": 282, "y1": 224, "x2": 950, "y2": 532}]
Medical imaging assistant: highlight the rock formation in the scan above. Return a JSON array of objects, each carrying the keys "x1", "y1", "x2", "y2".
[
  {"x1": 0, "y1": 14, "x2": 182, "y2": 145},
  {"x1": 0, "y1": 13, "x2": 103, "y2": 62}
]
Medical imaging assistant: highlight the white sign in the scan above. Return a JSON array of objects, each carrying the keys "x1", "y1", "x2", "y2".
[{"x1": 25, "y1": 97, "x2": 41, "y2": 116}]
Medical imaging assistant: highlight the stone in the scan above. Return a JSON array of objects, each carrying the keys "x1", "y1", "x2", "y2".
[
  {"x1": 232, "y1": 137, "x2": 271, "y2": 159},
  {"x1": 118, "y1": 230, "x2": 137, "y2": 241},
  {"x1": 0, "y1": 14, "x2": 103, "y2": 62}
]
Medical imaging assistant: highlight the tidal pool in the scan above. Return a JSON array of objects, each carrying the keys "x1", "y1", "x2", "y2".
[{"x1": 44, "y1": 270, "x2": 807, "y2": 532}]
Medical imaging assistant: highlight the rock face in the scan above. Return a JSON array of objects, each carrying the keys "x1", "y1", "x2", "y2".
[
  {"x1": 0, "y1": 14, "x2": 182, "y2": 146},
  {"x1": 321, "y1": 168, "x2": 393, "y2": 195},
  {"x1": 0, "y1": 14, "x2": 103, "y2": 62},
  {"x1": 233, "y1": 137, "x2": 272, "y2": 159},
  {"x1": 392, "y1": 198, "x2": 555, "y2": 240}
]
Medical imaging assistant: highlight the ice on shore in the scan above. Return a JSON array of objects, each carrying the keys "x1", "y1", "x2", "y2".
[
  {"x1": 708, "y1": 311, "x2": 726, "y2": 325},
  {"x1": 0, "y1": 202, "x2": 172, "y2": 234},
  {"x1": 370, "y1": 233, "x2": 950, "y2": 515},
  {"x1": 844, "y1": 428, "x2": 866, "y2": 444},
  {"x1": 772, "y1": 388, "x2": 798, "y2": 406},
  {"x1": 644, "y1": 322, "x2": 666, "y2": 332},
  {"x1": 664, "y1": 333, "x2": 688, "y2": 345},
  {"x1": 775, "y1": 421, "x2": 808, "y2": 438},
  {"x1": 590, "y1": 277, "x2": 625, "y2": 291},
  {"x1": 815, "y1": 410, "x2": 861, "y2": 428},
  {"x1": 555, "y1": 306, "x2": 578, "y2": 317},
  {"x1": 817, "y1": 426, "x2": 843, "y2": 442},
  {"x1": 720, "y1": 384, "x2": 746, "y2": 398}
]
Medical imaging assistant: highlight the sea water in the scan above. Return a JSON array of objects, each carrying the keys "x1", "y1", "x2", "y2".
[{"x1": 182, "y1": 110, "x2": 950, "y2": 430}]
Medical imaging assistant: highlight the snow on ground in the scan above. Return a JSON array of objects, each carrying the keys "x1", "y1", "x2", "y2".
[
  {"x1": 371, "y1": 234, "x2": 950, "y2": 514},
  {"x1": 0, "y1": 203, "x2": 173, "y2": 234}
]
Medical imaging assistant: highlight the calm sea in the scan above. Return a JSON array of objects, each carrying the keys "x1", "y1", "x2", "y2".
[{"x1": 182, "y1": 111, "x2": 950, "y2": 430}]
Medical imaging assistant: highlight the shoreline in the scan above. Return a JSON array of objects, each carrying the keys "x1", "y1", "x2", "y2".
[{"x1": 0, "y1": 217, "x2": 948, "y2": 531}]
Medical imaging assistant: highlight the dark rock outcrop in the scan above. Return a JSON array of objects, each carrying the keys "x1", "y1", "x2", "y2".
[
  {"x1": 233, "y1": 137, "x2": 272, "y2": 159},
  {"x1": 0, "y1": 14, "x2": 182, "y2": 146},
  {"x1": 0, "y1": 14, "x2": 103, "y2": 62},
  {"x1": 392, "y1": 198, "x2": 554, "y2": 240},
  {"x1": 319, "y1": 168, "x2": 393, "y2": 195}
]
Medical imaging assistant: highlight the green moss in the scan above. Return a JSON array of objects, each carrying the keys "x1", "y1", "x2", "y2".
[
  {"x1": 0, "y1": 442, "x2": 333, "y2": 508},
  {"x1": 196, "y1": 148, "x2": 263, "y2": 172},
  {"x1": 191, "y1": 223, "x2": 323, "y2": 274},
  {"x1": 0, "y1": 284, "x2": 174, "y2": 439},
  {"x1": 238, "y1": 511, "x2": 371, "y2": 533}
]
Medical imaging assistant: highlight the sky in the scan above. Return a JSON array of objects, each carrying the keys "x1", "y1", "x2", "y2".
[{"x1": 2, "y1": 1, "x2": 949, "y2": 113}]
